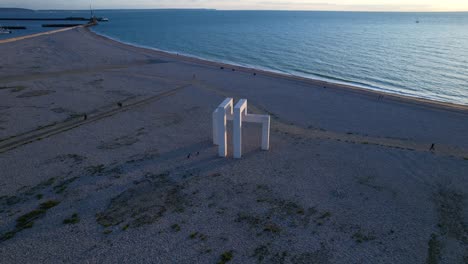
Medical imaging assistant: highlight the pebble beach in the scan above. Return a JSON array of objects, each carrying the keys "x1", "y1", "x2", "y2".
[{"x1": 0, "y1": 27, "x2": 467, "y2": 263}]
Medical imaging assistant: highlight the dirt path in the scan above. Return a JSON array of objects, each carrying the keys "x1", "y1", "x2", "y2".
[
  {"x1": 194, "y1": 80, "x2": 468, "y2": 160},
  {"x1": 0, "y1": 60, "x2": 175, "y2": 84},
  {"x1": 0, "y1": 24, "x2": 93, "y2": 45},
  {"x1": 0, "y1": 84, "x2": 190, "y2": 154}
]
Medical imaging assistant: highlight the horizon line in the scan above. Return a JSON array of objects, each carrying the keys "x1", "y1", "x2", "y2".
[{"x1": 3, "y1": 7, "x2": 468, "y2": 13}]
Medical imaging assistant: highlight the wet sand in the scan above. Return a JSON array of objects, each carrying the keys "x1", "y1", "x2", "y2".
[{"x1": 0, "y1": 27, "x2": 467, "y2": 264}]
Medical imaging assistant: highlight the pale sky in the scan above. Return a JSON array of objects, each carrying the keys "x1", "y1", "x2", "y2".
[{"x1": 2, "y1": 0, "x2": 468, "y2": 12}]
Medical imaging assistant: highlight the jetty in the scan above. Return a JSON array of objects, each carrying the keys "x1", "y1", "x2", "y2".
[
  {"x1": 0, "y1": 17, "x2": 108, "y2": 22},
  {"x1": 42, "y1": 24, "x2": 84, "y2": 28},
  {"x1": 0, "y1": 26, "x2": 26, "y2": 30}
]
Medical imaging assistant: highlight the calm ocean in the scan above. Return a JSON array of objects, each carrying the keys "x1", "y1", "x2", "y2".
[{"x1": 2, "y1": 10, "x2": 468, "y2": 105}]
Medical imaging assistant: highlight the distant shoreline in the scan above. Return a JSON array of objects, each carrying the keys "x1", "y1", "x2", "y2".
[
  {"x1": 0, "y1": 8, "x2": 34, "y2": 12},
  {"x1": 2, "y1": 9, "x2": 468, "y2": 13}
]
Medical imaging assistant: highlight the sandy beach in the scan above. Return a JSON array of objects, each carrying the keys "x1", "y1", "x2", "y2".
[{"x1": 0, "y1": 27, "x2": 467, "y2": 263}]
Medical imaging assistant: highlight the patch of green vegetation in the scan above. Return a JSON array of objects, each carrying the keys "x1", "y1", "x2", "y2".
[
  {"x1": 96, "y1": 215, "x2": 115, "y2": 227},
  {"x1": 107, "y1": 167, "x2": 123, "y2": 177},
  {"x1": 235, "y1": 213, "x2": 261, "y2": 226},
  {"x1": 253, "y1": 245, "x2": 270, "y2": 262},
  {"x1": 187, "y1": 231, "x2": 207, "y2": 240},
  {"x1": 263, "y1": 223, "x2": 281, "y2": 233},
  {"x1": 352, "y1": 231, "x2": 376, "y2": 243},
  {"x1": 39, "y1": 200, "x2": 60, "y2": 210},
  {"x1": 103, "y1": 229, "x2": 112, "y2": 235},
  {"x1": 0, "y1": 85, "x2": 26, "y2": 93},
  {"x1": 63, "y1": 213, "x2": 80, "y2": 225},
  {"x1": 87, "y1": 164, "x2": 106, "y2": 175},
  {"x1": 2, "y1": 199, "x2": 61, "y2": 241},
  {"x1": 14, "y1": 201, "x2": 59, "y2": 229},
  {"x1": 0, "y1": 231, "x2": 16, "y2": 241},
  {"x1": 244, "y1": 186, "x2": 316, "y2": 232},
  {"x1": 35, "y1": 194, "x2": 43, "y2": 200},
  {"x1": 53, "y1": 177, "x2": 78, "y2": 194},
  {"x1": 10, "y1": 86, "x2": 27, "y2": 93},
  {"x1": 54, "y1": 154, "x2": 86, "y2": 165},
  {"x1": 318, "y1": 212, "x2": 331, "y2": 219},
  {"x1": 434, "y1": 189, "x2": 466, "y2": 242},
  {"x1": 218, "y1": 251, "x2": 233, "y2": 264},
  {"x1": 4, "y1": 196, "x2": 21, "y2": 206},
  {"x1": 96, "y1": 173, "x2": 187, "y2": 228},
  {"x1": 171, "y1": 224, "x2": 181, "y2": 232},
  {"x1": 16, "y1": 209, "x2": 46, "y2": 229},
  {"x1": 17, "y1": 90, "x2": 54, "y2": 98},
  {"x1": 68, "y1": 113, "x2": 84, "y2": 120},
  {"x1": 362, "y1": 141, "x2": 369, "y2": 145},
  {"x1": 426, "y1": 234, "x2": 441, "y2": 264},
  {"x1": 122, "y1": 224, "x2": 129, "y2": 231},
  {"x1": 189, "y1": 232, "x2": 199, "y2": 239},
  {"x1": 40, "y1": 177, "x2": 55, "y2": 186}
]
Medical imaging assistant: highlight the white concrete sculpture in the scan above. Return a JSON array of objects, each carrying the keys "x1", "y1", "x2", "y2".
[{"x1": 213, "y1": 98, "x2": 270, "y2": 158}]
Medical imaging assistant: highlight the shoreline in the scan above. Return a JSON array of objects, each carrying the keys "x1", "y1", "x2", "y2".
[
  {"x1": 2, "y1": 25, "x2": 468, "y2": 112},
  {"x1": 91, "y1": 29, "x2": 415, "y2": 99},
  {"x1": 85, "y1": 27, "x2": 468, "y2": 112}
]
